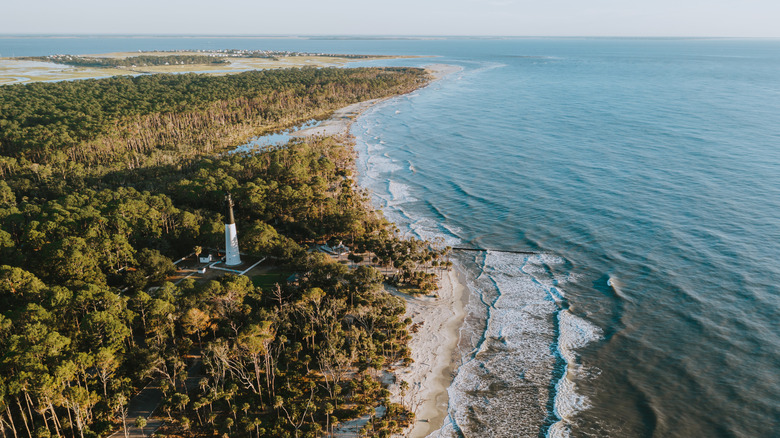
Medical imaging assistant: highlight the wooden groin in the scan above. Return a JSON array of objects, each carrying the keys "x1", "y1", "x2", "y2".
[{"x1": 450, "y1": 247, "x2": 543, "y2": 255}]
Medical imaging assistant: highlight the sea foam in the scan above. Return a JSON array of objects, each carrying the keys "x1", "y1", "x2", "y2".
[
  {"x1": 549, "y1": 310, "x2": 603, "y2": 436},
  {"x1": 352, "y1": 79, "x2": 603, "y2": 437},
  {"x1": 432, "y1": 251, "x2": 602, "y2": 437}
]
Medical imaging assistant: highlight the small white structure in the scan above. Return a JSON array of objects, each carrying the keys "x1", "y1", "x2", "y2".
[
  {"x1": 199, "y1": 254, "x2": 213, "y2": 263},
  {"x1": 316, "y1": 244, "x2": 337, "y2": 255},
  {"x1": 315, "y1": 242, "x2": 349, "y2": 257},
  {"x1": 224, "y1": 193, "x2": 242, "y2": 266},
  {"x1": 333, "y1": 242, "x2": 350, "y2": 255}
]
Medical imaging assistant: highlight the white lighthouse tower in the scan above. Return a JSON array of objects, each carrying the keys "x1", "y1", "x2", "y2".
[{"x1": 224, "y1": 192, "x2": 242, "y2": 266}]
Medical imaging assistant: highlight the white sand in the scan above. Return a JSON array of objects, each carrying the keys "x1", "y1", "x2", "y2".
[
  {"x1": 291, "y1": 98, "x2": 387, "y2": 138},
  {"x1": 386, "y1": 269, "x2": 467, "y2": 437},
  {"x1": 328, "y1": 63, "x2": 465, "y2": 437}
]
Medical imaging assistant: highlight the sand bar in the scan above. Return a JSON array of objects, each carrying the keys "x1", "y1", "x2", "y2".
[{"x1": 424, "y1": 63, "x2": 463, "y2": 81}]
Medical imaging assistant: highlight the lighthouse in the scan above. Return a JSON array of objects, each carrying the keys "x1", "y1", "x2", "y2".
[{"x1": 224, "y1": 192, "x2": 242, "y2": 266}]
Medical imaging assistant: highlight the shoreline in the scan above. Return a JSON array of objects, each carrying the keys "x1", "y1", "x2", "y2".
[
  {"x1": 290, "y1": 97, "x2": 390, "y2": 138},
  {"x1": 309, "y1": 63, "x2": 465, "y2": 437},
  {"x1": 291, "y1": 63, "x2": 462, "y2": 140},
  {"x1": 386, "y1": 268, "x2": 467, "y2": 437}
]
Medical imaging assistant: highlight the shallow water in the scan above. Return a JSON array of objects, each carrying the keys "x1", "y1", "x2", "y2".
[{"x1": 231, "y1": 119, "x2": 321, "y2": 153}]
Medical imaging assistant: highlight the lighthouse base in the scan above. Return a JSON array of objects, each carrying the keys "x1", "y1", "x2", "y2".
[{"x1": 225, "y1": 223, "x2": 242, "y2": 266}]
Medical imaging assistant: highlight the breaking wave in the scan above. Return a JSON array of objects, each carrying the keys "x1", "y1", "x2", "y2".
[{"x1": 352, "y1": 70, "x2": 602, "y2": 438}]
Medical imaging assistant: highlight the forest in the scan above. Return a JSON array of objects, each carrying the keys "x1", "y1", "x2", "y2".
[
  {"x1": 0, "y1": 66, "x2": 447, "y2": 437},
  {"x1": 0, "y1": 67, "x2": 425, "y2": 169}
]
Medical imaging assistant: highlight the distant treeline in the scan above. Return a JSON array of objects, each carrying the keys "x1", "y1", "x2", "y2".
[{"x1": 19, "y1": 54, "x2": 230, "y2": 68}]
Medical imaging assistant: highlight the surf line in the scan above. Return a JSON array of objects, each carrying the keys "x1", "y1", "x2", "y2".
[{"x1": 451, "y1": 246, "x2": 545, "y2": 255}]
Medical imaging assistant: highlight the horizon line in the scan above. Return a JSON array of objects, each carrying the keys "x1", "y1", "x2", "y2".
[{"x1": 1, "y1": 34, "x2": 779, "y2": 40}]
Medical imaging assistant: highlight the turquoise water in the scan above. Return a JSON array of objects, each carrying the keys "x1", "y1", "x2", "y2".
[{"x1": 4, "y1": 37, "x2": 779, "y2": 437}]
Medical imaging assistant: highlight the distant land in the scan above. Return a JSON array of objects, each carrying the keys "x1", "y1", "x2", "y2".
[{"x1": 0, "y1": 49, "x2": 416, "y2": 85}]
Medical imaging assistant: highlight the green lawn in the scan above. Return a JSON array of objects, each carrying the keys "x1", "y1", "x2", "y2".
[{"x1": 252, "y1": 271, "x2": 292, "y2": 291}]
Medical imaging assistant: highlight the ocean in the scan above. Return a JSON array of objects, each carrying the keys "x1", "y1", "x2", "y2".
[{"x1": 3, "y1": 36, "x2": 779, "y2": 437}]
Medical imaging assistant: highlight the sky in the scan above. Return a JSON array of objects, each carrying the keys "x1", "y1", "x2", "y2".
[{"x1": 3, "y1": 0, "x2": 780, "y2": 37}]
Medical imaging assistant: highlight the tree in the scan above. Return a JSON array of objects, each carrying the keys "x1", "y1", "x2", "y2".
[
  {"x1": 40, "y1": 237, "x2": 106, "y2": 285},
  {"x1": 180, "y1": 307, "x2": 211, "y2": 345},
  {"x1": 115, "y1": 394, "x2": 130, "y2": 438},
  {"x1": 134, "y1": 416, "x2": 147, "y2": 437},
  {"x1": 136, "y1": 248, "x2": 176, "y2": 284},
  {"x1": 94, "y1": 347, "x2": 119, "y2": 399},
  {"x1": 324, "y1": 402, "x2": 334, "y2": 436},
  {"x1": 236, "y1": 322, "x2": 276, "y2": 401},
  {"x1": 0, "y1": 180, "x2": 15, "y2": 208},
  {"x1": 0, "y1": 266, "x2": 47, "y2": 309}
]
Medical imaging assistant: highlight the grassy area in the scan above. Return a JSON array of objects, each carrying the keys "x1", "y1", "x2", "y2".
[{"x1": 252, "y1": 271, "x2": 293, "y2": 291}]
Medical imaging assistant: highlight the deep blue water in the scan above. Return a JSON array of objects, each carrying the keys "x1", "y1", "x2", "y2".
[{"x1": 3, "y1": 36, "x2": 779, "y2": 437}]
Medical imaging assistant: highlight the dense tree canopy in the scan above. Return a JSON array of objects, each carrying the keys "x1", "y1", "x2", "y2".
[
  {"x1": 0, "y1": 67, "x2": 445, "y2": 437},
  {"x1": 0, "y1": 67, "x2": 426, "y2": 167}
]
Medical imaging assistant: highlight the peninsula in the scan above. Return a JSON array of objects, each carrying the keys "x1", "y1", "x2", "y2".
[{"x1": 0, "y1": 62, "x2": 461, "y2": 438}]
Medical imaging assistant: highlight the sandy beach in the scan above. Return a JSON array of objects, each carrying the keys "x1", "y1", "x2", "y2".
[
  {"x1": 387, "y1": 269, "x2": 467, "y2": 437},
  {"x1": 291, "y1": 98, "x2": 388, "y2": 138},
  {"x1": 311, "y1": 63, "x2": 465, "y2": 437},
  {"x1": 292, "y1": 64, "x2": 462, "y2": 140}
]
